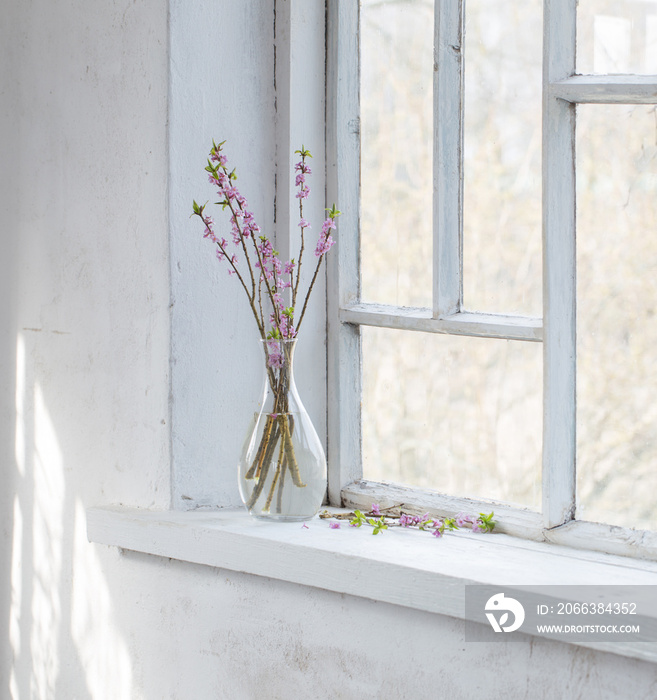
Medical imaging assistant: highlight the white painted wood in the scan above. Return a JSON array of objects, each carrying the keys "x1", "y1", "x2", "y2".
[
  {"x1": 341, "y1": 302, "x2": 542, "y2": 341},
  {"x1": 545, "y1": 520, "x2": 657, "y2": 561},
  {"x1": 273, "y1": 0, "x2": 293, "y2": 261},
  {"x1": 551, "y1": 75, "x2": 657, "y2": 104},
  {"x1": 276, "y1": 0, "x2": 329, "y2": 467},
  {"x1": 542, "y1": 0, "x2": 577, "y2": 529},
  {"x1": 87, "y1": 505, "x2": 657, "y2": 663},
  {"x1": 434, "y1": 0, "x2": 464, "y2": 317},
  {"x1": 169, "y1": 1, "x2": 278, "y2": 509},
  {"x1": 342, "y1": 481, "x2": 657, "y2": 560},
  {"x1": 274, "y1": 0, "x2": 327, "y2": 259},
  {"x1": 326, "y1": 0, "x2": 363, "y2": 504},
  {"x1": 341, "y1": 480, "x2": 544, "y2": 540}
]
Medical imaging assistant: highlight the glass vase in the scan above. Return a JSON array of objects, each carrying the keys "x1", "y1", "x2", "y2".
[{"x1": 238, "y1": 338, "x2": 327, "y2": 521}]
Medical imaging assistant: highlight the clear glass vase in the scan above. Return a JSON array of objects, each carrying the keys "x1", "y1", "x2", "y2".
[{"x1": 238, "y1": 339, "x2": 327, "y2": 521}]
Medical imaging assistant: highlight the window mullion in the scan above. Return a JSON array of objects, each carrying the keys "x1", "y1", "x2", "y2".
[
  {"x1": 433, "y1": 0, "x2": 464, "y2": 319},
  {"x1": 327, "y1": 0, "x2": 362, "y2": 504},
  {"x1": 542, "y1": 0, "x2": 577, "y2": 529}
]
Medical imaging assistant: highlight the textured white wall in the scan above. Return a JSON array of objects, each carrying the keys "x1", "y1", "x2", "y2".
[
  {"x1": 2, "y1": 1, "x2": 657, "y2": 699},
  {"x1": 0, "y1": 0, "x2": 171, "y2": 695}
]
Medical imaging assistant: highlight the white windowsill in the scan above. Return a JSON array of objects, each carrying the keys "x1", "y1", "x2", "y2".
[{"x1": 87, "y1": 505, "x2": 657, "y2": 663}]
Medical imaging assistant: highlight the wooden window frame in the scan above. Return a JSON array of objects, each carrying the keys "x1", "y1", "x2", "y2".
[{"x1": 326, "y1": 0, "x2": 657, "y2": 559}]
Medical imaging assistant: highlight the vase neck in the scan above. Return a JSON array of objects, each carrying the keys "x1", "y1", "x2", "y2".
[{"x1": 261, "y1": 338, "x2": 297, "y2": 371}]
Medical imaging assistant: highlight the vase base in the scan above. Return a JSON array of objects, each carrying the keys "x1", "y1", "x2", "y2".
[{"x1": 250, "y1": 512, "x2": 317, "y2": 523}]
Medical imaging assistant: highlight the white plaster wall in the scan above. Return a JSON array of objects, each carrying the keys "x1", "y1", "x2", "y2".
[
  {"x1": 0, "y1": 0, "x2": 171, "y2": 695},
  {"x1": 2, "y1": 1, "x2": 657, "y2": 699}
]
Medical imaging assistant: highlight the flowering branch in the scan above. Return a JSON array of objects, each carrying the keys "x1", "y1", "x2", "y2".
[
  {"x1": 192, "y1": 140, "x2": 338, "y2": 345},
  {"x1": 296, "y1": 204, "x2": 340, "y2": 332},
  {"x1": 319, "y1": 505, "x2": 497, "y2": 538},
  {"x1": 293, "y1": 145, "x2": 312, "y2": 308}
]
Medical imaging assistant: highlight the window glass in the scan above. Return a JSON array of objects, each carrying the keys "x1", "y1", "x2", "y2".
[
  {"x1": 577, "y1": 0, "x2": 657, "y2": 74},
  {"x1": 576, "y1": 103, "x2": 657, "y2": 530},
  {"x1": 360, "y1": 0, "x2": 433, "y2": 307},
  {"x1": 462, "y1": 0, "x2": 543, "y2": 316},
  {"x1": 362, "y1": 326, "x2": 542, "y2": 509}
]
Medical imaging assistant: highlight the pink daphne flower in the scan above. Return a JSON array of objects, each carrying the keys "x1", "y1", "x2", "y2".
[
  {"x1": 315, "y1": 217, "x2": 336, "y2": 257},
  {"x1": 329, "y1": 522, "x2": 341, "y2": 529},
  {"x1": 210, "y1": 152, "x2": 227, "y2": 166},
  {"x1": 266, "y1": 340, "x2": 284, "y2": 368},
  {"x1": 455, "y1": 512, "x2": 474, "y2": 528},
  {"x1": 371, "y1": 503, "x2": 380, "y2": 516}
]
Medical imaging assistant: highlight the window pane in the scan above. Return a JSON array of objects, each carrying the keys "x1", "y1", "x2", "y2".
[
  {"x1": 360, "y1": 0, "x2": 433, "y2": 307},
  {"x1": 576, "y1": 104, "x2": 657, "y2": 531},
  {"x1": 462, "y1": 0, "x2": 543, "y2": 316},
  {"x1": 577, "y1": 0, "x2": 657, "y2": 74},
  {"x1": 362, "y1": 327, "x2": 542, "y2": 509}
]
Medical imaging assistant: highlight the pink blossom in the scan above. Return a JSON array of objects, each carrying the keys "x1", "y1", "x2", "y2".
[
  {"x1": 329, "y1": 522, "x2": 341, "y2": 529},
  {"x1": 315, "y1": 217, "x2": 337, "y2": 257},
  {"x1": 210, "y1": 153, "x2": 227, "y2": 166},
  {"x1": 266, "y1": 341, "x2": 284, "y2": 368},
  {"x1": 298, "y1": 218, "x2": 310, "y2": 229},
  {"x1": 315, "y1": 237, "x2": 333, "y2": 257},
  {"x1": 455, "y1": 512, "x2": 474, "y2": 528},
  {"x1": 371, "y1": 503, "x2": 380, "y2": 516}
]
